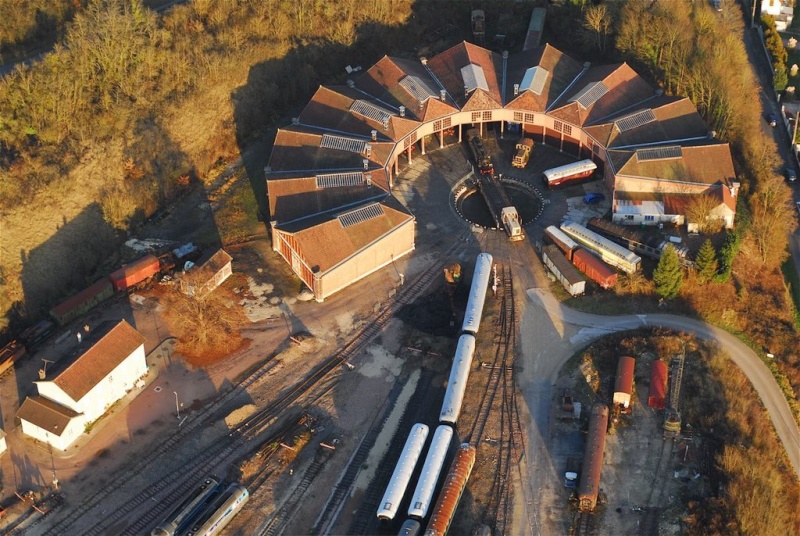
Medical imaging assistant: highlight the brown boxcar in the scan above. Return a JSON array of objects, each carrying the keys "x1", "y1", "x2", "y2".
[
  {"x1": 109, "y1": 254, "x2": 160, "y2": 292},
  {"x1": 571, "y1": 248, "x2": 618, "y2": 289},
  {"x1": 613, "y1": 356, "x2": 636, "y2": 409},
  {"x1": 424, "y1": 443, "x2": 476, "y2": 536},
  {"x1": 648, "y1": 360, "x2": 668, "y2": 409},
  {"x1": 578, "y1": 404, "x2": 609, "y2": 511},
  {"x1": 0, "y1": 340, "x2": 27, "y2": 376},
  {"x1": 50, "y1": 279, "x2": 114, "y2": 326}
]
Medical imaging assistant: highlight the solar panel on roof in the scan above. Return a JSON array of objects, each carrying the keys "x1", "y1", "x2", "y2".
[
  {"x1": 399, "y1": 75, "x2": 437, "y2": 102},
  {"x1": 569, "y1": 82, "x2": 609, "y2": 108},
  {"x1": 316, "y1": 172, "x2": 363, "y2": 189},
  {"x1": 350, "y1": 100, "x2": 392, "y2": 124},
  {"x1": 320, "y1": 134, "x2": 368, "y2": 153},
  {"x1": 635, "y1": 145, "x2": 682, "y2": 161},
  {"x1": 461, "y1": 63, "x2": 489, "y2": 92},
  {"x1": 615, "y1": 109, "x2": 656, "y2": 133},
  {"x1": 519, "y1": 66, "x2": 549, "y2": 95},
  {"x1": 338, "y1": 203, "x2": 385, "y2": 227}
]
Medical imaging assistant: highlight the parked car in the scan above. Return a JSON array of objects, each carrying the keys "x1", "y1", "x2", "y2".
[
  {"x1": 583, "y1": 192, "x2": 605, "y2": 205},
  {"x1": 785, "y1": 167, "x2": 797, "y2": 182},
  {"x1": 767, "y1": 113, "x2": 778, "y2": 127}
]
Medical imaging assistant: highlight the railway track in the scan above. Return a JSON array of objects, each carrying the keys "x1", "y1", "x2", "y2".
[
  {"x1": 573, "y1": 510, "x2": 595, "y2": 536},
  {"x1": 26, "y1": 240, "x2": 466, "y2": 536},
  {"x1": 465, "y1": 264, "x2": 524, "y2": 535}
]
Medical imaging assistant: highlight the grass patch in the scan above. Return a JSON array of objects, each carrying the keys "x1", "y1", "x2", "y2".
[{"x1": 214, "y1": 170, "x2": 263, "y2": 246}]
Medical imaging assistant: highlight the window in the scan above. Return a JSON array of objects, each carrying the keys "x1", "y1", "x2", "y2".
[
  {"x1": 625, "y1": 215, "x2": 634, "y2": 221},
  {"x1": 442, "y1": 117, "x2": 451, "y2": 128},
  {"x1": 644, "y1": 215, "x2": 655, "y2": 222},
  {"x1": 472, "y1": 111, "x2": 482, "y2": 122},
  {"x1": 433, "y1": 120, "x2": 442, "y2": 131},
  {"x1": 513, "y1": 111, "x2": 523, "y2": 122},
  {"x1": 524, "y1": 113, "x2": 535, "y2": 123},
  {"x1": 482, "y1": 110, "x2": 492, "y2": 121},
  {"x1": 554, "y1": 120, "x2": 564, "y2": 133},
  {"x1": 563, "y1": 124, "x2": 572, "y2": 136}
]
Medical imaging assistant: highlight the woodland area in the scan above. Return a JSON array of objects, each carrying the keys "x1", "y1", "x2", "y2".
[{"x1": 0, "y1": 2, "x2": 798, "y2": 533}]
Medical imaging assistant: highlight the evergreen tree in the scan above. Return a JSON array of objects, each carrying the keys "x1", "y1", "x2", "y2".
[
  {"x1": 694, "y1": 239, "x2": 718, "y2": 282},
  {"x1": 653, "y1": 245, "x2": 683, "y2": 299}
]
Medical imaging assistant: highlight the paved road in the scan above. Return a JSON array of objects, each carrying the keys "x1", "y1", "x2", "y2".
[{"x1": 518, "y1": 287, "x2": 800, "y2": 489}]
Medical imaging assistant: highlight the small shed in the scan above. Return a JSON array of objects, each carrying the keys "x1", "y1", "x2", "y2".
[
  {"x1": 183, "y1": 249, "x2": 233, "y2": 298},
  {"x1": 648, "y1": 360, "x2": 668, "y2": 409},
  {"x1": 613, "y1": 356, "x2": 636, "y2": 408}
]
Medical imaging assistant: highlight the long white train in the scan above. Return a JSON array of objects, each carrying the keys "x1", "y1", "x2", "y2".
[
  {"x1": 560, "y1": 220, "x2": 641, "y2": 274},
  {"x1": 377, "y1": 253, "x2": 493, "y2": 531},
  {"x1": 377, "y1": 424, "x2": 430, "y2": 520}
]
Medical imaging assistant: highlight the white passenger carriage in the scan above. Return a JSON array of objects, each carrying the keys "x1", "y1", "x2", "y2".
[
  {"x1": 560, "y1": 221, "x2": 641, "y2": 274},
  {"x1": 439, "y1": 334, "x2": 477, "y2": 425},
  {"x1": 462, "y1": 253, "x2": 493, "y2": 334},
  {"x1": 376, "y1": 424, "x2": 430, "y2": 520},
  {"x1": 408, "y1": 425, "x2": 453, "y2": 519}
]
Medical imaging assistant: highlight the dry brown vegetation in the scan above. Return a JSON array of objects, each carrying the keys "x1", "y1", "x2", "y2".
[
  {"x1": 581, "y1": 329, "x2": 800, "y2": 535},
  {"x1": 160, "y1": 273, "x2": 248, "y2": 365}
]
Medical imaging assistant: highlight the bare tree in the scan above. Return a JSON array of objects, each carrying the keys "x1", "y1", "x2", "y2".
[
  {"x1": 685, "y1": 194, "x2": 722, "y2": 234},
  {"x1": 583, "y1": 4, "x2": 612, "y2": 51}
]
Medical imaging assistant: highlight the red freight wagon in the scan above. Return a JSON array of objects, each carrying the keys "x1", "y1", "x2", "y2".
[
  {"x1": 50, "y1": 279, "x2": 114, "y2": 325},
  {"x1": 571, "y1": 247, "x2": 618, "y2": 289},
  {"x1": 613, "y1": 356, "x2": 636, "y2": 409},
  {"x1": 109, "y1": 254, "x2": 160, "y2": 292},
  {"x1": 648, "y1": 360, "x2": 668, "y2": 409}
]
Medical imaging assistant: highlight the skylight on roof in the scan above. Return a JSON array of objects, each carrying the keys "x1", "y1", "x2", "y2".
[
  {"x1": 615, "y1": 109, "x2": 656, "y2": 133},
  {"x1": 320, "y1": 134, "x2": 367, "y2": 153},
  {"x1": 519, "y1": 66, "x2": 549, "y2": 95},
  {"x1": 635, "y1": 145, "x2": 682, "y2": 161},
  {"x1": 350, "y1": 100, "x2": 393, "y2": 124},
  {"x1": 399, "y1": 75, "x2": 437, "y2": 102},
  {"x1": 316, "y1": 172, "x2": 364, "y2": 189},
  {"x1": 461, "y1": 63, "x2": 489, "y2": 92},
  {"x1": 338, "y1": 203, "x2": 385, "y2": 227},
  {"x1": 569, "y1": 81, "x2": 609, "y2": 108}
]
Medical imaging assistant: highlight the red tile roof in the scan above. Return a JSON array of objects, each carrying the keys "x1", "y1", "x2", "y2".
[
  {"x1": 276, "y1": 197, "x2": 413, "y2": 273},
  {"x1": 269, "y1": 127, "x2": 394, "y2": 171},
  {"x1": 45, "y1": 320, "x2": 145, "y2": 402},
  {"x1": 427, "y1": 42, "x2": 503, "y2": 108},
  {"x1": 17, "y1": 396, "x2": 81, "y2": 436}
]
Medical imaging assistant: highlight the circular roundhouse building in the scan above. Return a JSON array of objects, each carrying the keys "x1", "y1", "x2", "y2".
[{"x1": 266, "y1": 41, "x2": 737, "y2": 301}]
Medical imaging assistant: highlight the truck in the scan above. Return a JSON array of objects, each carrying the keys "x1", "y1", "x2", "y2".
[
  {"x1": 512, "y1": 138, "x2": 533, "y2": 168},
  {"x1": 564, "y1": 457, "x2": 581, "y2": 488}
]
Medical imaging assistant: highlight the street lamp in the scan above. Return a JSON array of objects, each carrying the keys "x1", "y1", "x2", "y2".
[{"x1": 174, "y1": 391, "x2": 180, "y2": 420}]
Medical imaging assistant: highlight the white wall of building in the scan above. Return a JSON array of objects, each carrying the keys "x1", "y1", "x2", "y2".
[{"x1": 19, "y1": 418, "x2": 84, "y2": 452}]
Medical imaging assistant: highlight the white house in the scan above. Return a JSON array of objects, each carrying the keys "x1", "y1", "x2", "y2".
[
  {"x1": 16, "y1": 319, "x2": 147, "y2": 451},
  {"x1": 0, "y1": 428, "x2": 6, "y2": 456},
  {"x1": 762, "y1": 0, "x2": 795, "y2": 30},
  {"x1": 182, "y1": 248, "x2": 233, "y2": 298}
]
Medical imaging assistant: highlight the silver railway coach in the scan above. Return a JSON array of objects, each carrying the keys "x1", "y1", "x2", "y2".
[
  {"x1": 151, "y1": 477, "x2": 219, "y2": 536},
  {"x1": 408, "y1": 425, "x2": 453, "y2": 519},
  {"x1": 377, "y1": 424, "x2": 430, "y2": 521},
  {"x1": 560, "y1": 221, "x2": 641, "y2": 274},
  {"x1": 439, "y1": 334, "x2": 477, "y2": 425},
  {"x1": 462, "y1": 253, "x2": 493, "y2": 334},
  {"x1": 184, "y1": 484, "x2": 249, "y2": 536}
]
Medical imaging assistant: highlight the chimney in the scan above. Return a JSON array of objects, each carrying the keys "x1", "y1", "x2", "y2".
[
  {"x1": 708, "y1": 130, "x2": 717, "y2": 139},
  {"x1": 583, "y1": 62, "x2": 591, "y2": 69},
  {"x1": 371, "y1": 129, "x2": 377, "y2": 141},
  {"x1": 440, "y1": 89, "x2": 446, "y2": 101},
  {"x1": 38, "y1": 369, "x2": 46, "y2": 380},
  {"x1": 399, "y1": 106, "x2": 406, "y2": 117},
  {"x1": 513, "y1": 84, "x2": 519, "y2": 96},
  {"x1": 264, "y1": 165, "x2": 272, "y2": 175},
  {"x1": 365, "y1": 173, "x2": 372, "y2": 185},
  {"x1": 464, "y1": 85, "x2": 469, "y2": 98},
  {"x1": 365, "y1": 143, "x2": 372, "y2": 157},
  {"x1": 363, "y1": 159, "x2": 369, "y2": 170},
  {"x1": 346, "y1": 79, "x2": 355, "y2": 88},
  {"x1": 655, "y1": 88, "x2": 664, "y2": 96},
  {"x1": 383, "y1": 118, "x2": 389, "y2": 130},
  {"x1": 502, "y1": 50, "x2": 508, "y2": 59},
  {"x1": 420, "y1": 57, "x2": 427, "y2": 66},
  {"x1": 292, "y1": 117, "x2": 299, "y2": 125}
]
